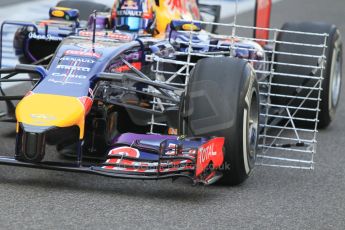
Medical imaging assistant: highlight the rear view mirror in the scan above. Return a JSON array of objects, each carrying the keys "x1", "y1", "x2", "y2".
[
  {"x1": 170, "y1": 20, "x2": 202, "y2": 32},
  {"x1": 49, "y1": 7, "x2": 80, "y2": 21}
]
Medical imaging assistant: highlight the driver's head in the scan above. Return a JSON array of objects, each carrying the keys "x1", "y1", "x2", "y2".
[{"x1": 111, "y1": 0, "x2": 155, "y2": 33}]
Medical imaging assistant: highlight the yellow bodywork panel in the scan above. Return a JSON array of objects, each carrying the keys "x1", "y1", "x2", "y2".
[{"x1": 16, "y1": 93, "x2": 86, "y2": 139}]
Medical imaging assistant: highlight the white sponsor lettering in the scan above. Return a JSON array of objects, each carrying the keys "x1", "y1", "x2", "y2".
[
  {"x1": 30, "y1": 114, "x2": 56, "y2": 120},
  {"x1": 56, "y1": 65, "x2": 91, "y2": 72},
  {"x1": 52, "y1": 73, "x2": 87, "y2": 79},
  {"x1": 28, "y1": 32, "x2": 63, "y2": 41},
  {"x1": 198, "y1": 144, "x2": 217, "y2": 164},
  {"x1": 64, "y1": 50, "x2": 102, "y2": 58},
  {"x1": 48, "y1": 79, "x2": 82, "y2": 85},
  {"x1": 60, "y1": 57, "x2": 95, "y2": 64},
  {"x1": 77, "y1": 43, "x2": 105, "y2": 49},
  {"x1": 117, "y1": 10, "x2": 142, "y2": 17}
]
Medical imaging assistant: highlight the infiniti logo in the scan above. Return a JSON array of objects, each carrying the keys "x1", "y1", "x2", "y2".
[
  {"x1": 30, "y1": 114, "x2": 56, "y2": 120},
  {"x1": 28, "y1": 32, "x2": 63, "y2": 42}
]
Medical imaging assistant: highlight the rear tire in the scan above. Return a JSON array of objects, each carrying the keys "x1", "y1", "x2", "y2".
[
  {"x1": 56, "y1": 0, "x2": 111, "y2": 20},
  {"x1": 181, "y1": 57, "x2": 259, "y2": 185},
  {"x1": 273, "y1": 22, "x2": 342, "y2": 129}
]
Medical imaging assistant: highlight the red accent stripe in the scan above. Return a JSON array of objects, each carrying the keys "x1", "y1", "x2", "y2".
[{"x1": 255, "y1": 0, "x2": 272, "y2": 46}]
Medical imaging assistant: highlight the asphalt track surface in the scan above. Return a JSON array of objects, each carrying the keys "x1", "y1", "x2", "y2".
[{"x1": 0, "y1": 0, "x2": 345, "y2": 229}]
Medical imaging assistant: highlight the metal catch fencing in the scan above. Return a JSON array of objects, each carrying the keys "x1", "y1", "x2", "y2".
[{"x1": 148, "y1": 19, "x2": 328, "y2": 169}]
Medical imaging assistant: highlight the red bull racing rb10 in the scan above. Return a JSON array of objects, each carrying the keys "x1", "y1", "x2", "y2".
[{"x1": 0, "y1": 0, "x2": 342, "y2": 186}]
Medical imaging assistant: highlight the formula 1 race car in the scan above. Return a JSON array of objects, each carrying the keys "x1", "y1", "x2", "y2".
[{"x1": 0, "y1": 0, "x2": 342, "y2": 186}]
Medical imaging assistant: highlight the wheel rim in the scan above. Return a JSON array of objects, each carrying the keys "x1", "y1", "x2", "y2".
[
  {"x1": 248, "y1": 92, "x2": 259, "y2": 160},
  {"x1": 330, "y1": 43, "x2": 342, "y2": 108}
]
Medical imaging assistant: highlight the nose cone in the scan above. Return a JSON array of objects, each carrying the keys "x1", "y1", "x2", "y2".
[{"x1": 16, "y1": 93, "x2": 86, "y2": 136}]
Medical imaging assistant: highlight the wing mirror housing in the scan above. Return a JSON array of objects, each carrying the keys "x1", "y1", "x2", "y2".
[{"x1": 170, "y1": 20, "x2": 202, "y2": 32}]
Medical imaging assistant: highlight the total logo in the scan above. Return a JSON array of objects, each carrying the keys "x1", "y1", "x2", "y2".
[
  {"x1": 195, "y1": 137, "x2": 224, "y2": 177},
  {"x1": 198, "y1": 144, "x2": 217, "y2": 164}
]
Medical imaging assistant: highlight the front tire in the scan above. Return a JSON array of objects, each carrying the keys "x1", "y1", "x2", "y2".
[{"x1": 181, "y1": 57, "x2": 259, "y2": 185}]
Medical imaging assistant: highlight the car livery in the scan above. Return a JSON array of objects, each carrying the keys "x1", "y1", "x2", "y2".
[{"x1": 0, "y1": 0, "x2": 341, "y2": 187}]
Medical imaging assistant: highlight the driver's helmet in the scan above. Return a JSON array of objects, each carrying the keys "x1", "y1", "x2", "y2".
[{"x1": 111, "y1": 0, "x2": 155, "y2": 33}]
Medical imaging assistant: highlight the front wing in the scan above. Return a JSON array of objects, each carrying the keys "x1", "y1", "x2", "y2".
[{"x1": 0, "y1": 134, "x2": 225, "y2": 185}]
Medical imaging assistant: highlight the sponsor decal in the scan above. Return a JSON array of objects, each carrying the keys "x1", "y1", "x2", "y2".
[
  {"x1": 108, "y1": 146, "x2": 141, "y2": 158},
  {"x1": 199, "y1": 145, "x2": 217, "y2": 163},
  {"x1": 28, "y1": 32, "x2": 63, "y2": 42},
  {"x1": 30, "y1": 114, "x2": 56, "y2": 120},
  {"x1": 166, "y1": 143, "x2": 178, "y2": 156},
  {"x1": 195, "y1": 137, "x2": 225, "y2": 177},
  {"x1": 78, "y1": 31, "x2": 132, "y2": 41},
  {"x1": 103, "y1": 32, "x2": 132, "y2": 41},
  {"x1": 64, "y1": 50, "x2": 102, "y2": 58},
  {"x1": 56, "y1": 65, "x2": 91, "y2": 72},
  {"x1": 103, "y1": 158, "x2": 194, "y2": 173},
  {"x1": 48, "y1": 79, "x2": 82, "y2": 85},
  {"x1": 76, "y1": 43, "x2": 105, "y2": 49},
  {"x1": 116, "y1": 10, "x2": 142, "y2": 17},
  {"x1": 52, "y1": 73, "x2": 87, "y2": 79},
  {"x1": 60, "y1": 57, "x2": 96, "y2": 64}
]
